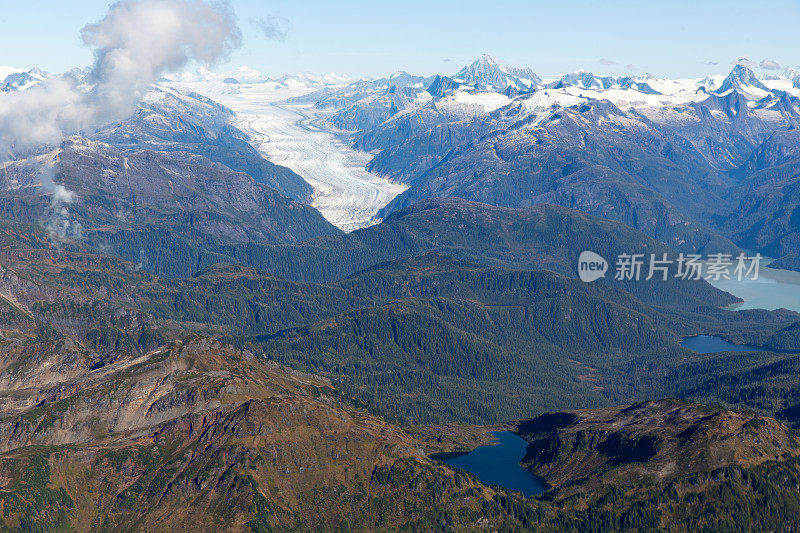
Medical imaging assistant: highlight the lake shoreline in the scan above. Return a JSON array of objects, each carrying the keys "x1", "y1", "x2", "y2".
[
  {"x1": 681, "y1": 334, "x2": 799, "y2": 354},
  {"x1": 432, "y1": 430, "x2": 548, "y2": 497}
]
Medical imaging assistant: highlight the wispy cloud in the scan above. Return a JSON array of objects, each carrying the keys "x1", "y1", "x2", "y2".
[
  {"x1": 759, "y1": 58, "x2": 781, "y2": 71},
  {"x1": 0, "y1": 0, "x2": 242, "y2": 239},
  {"x1": 40, "y1": 163, "x2": 82, "y2": 241},
  {"x1": 251, "y1": 15, "x2": 291, "y2": 42},
  {"x1": 733, "y1": 57, "x2": 756, "y2": 68},
  {"x1": 598, "y1": 58, "x2": 618, "y2": 66},
  {"x1": 701, "y1": 60, "x2": 719, "y2": 66},
  {"x1": 0, "y1": 0, "x2": 241, "y2": 155},
  {"x1": 624, "y1": 63, "x2": 639, "y2": 71}
]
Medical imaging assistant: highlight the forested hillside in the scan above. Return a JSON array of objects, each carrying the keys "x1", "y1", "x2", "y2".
[{"x1": 3, "y1": 220, "x2": 797, "y2": 429}]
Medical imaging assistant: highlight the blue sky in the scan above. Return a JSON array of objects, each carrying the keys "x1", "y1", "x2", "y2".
[{"x1": 2, "y1": 0, "x2": 799, "y2": 79}]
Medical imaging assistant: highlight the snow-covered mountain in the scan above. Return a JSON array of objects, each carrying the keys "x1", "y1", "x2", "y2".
[
  {"x1": 164, "y1": 66, "x2": 350, "y2": 92},
  {"x1": 545, "y1": 71, "x2": 660, "y2": 95},
  {"x1": 354, "y1": 71, "x2": 430, "y2": 90},
  {"x1": 253, "y1": 59, "x2": 798, "y2": 263},
  {"x1": 269, "y1": 72, "x2": 350, "y2": 88},
  {"x1": 452, "y1": 54, "x2": 541, "y2": 91},
  {"x1": 6, "y1": 55, "x2": 800, "y2": 267},
  {"x1": 761, "y1": 67, "x2": 799, "y2": 81},
  {"x1": 715, "y1": 64, "x2": 772, "y2": 99},
  {"x1": 299, "y1": 58, "x2": 800, "y2": 133},
  {"x1": 758, "y1": 68, "x2": 800, "y2": 90},
  {"x1": 0, "y1": 67, "x2": 47, "y2": 93}
]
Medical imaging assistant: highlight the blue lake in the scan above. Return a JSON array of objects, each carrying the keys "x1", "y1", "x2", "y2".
[
  {"x1": 434, "y1": 431, "x2": 547, "y2": 497},
  {"x1": 680, "y1": 335, "x2": 769, "y2": 354},
  {"x1": 705, "y1": 264, "x2": 800, "y2": 314}
]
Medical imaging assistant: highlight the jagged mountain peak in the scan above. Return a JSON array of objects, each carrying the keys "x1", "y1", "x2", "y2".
[
  {"x1": 544, "y1": 71, "x2": 661, "y2": 95},
  {"x1": 761, "y1": 67, "x2": 800, "y2": 82},
  {"x1": 548, "y1": 71, "x2": 609, "y2": 90},
  {"x1": 454, "y1": 54, "x2": 541, "y2": 90},
  {"x1": 474, "y1": 54, "x2": 502, "y2": 67},
  {"x1": 717, "y1": 64, "x2": 769, "y2": 94},
  {"x1": 426, "y1": 74, "x2": 460, "y2": 97},
  {"x1": 0, "y1": 67, "x2": 47, "y2": 93}
]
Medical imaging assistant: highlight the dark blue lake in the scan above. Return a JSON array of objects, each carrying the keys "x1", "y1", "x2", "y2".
[
  {"x1": 433, "y1": 431, "x2": 547, "y2": 497},
  {"x1": 681, "y1": 334, "x2": 797, "y2": 354},
  {"x1": 681, "y1": 335, "x2": 768, "y2": 354}
]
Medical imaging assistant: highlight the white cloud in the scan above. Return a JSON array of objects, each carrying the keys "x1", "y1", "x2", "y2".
[
  {"x1": 52, "y1": 184, "x2": 76, "y2": 204},
  {"x1": 759, "y1": 58, "x2": 781, "y2": 71},
  {"x1": 0, "y1": 0, "x2": 242, "y2": 241},
  {"x1": 0, "y1": 0, "x2": 241, "y2": 157}
]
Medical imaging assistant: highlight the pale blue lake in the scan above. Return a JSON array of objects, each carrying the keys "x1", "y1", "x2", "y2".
[{"x1": 705, "y1": 264, "x2": 800, "y2": 313}]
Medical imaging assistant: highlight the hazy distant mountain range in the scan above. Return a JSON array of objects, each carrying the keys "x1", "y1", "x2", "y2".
[
  {"x1": 271, "y1": 56, "x2": 800, "y2": 265},
  {"x1": 3, "y1": 53, "x2": 800, "y2": 271},
  {"x1": 3, "y1": 55, "x2": 800, "y2": 266}
]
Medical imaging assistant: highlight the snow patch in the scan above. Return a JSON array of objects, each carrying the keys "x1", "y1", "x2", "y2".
[{"x1": 451, "y1": 90, "x2": 511, "y2": 112}]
